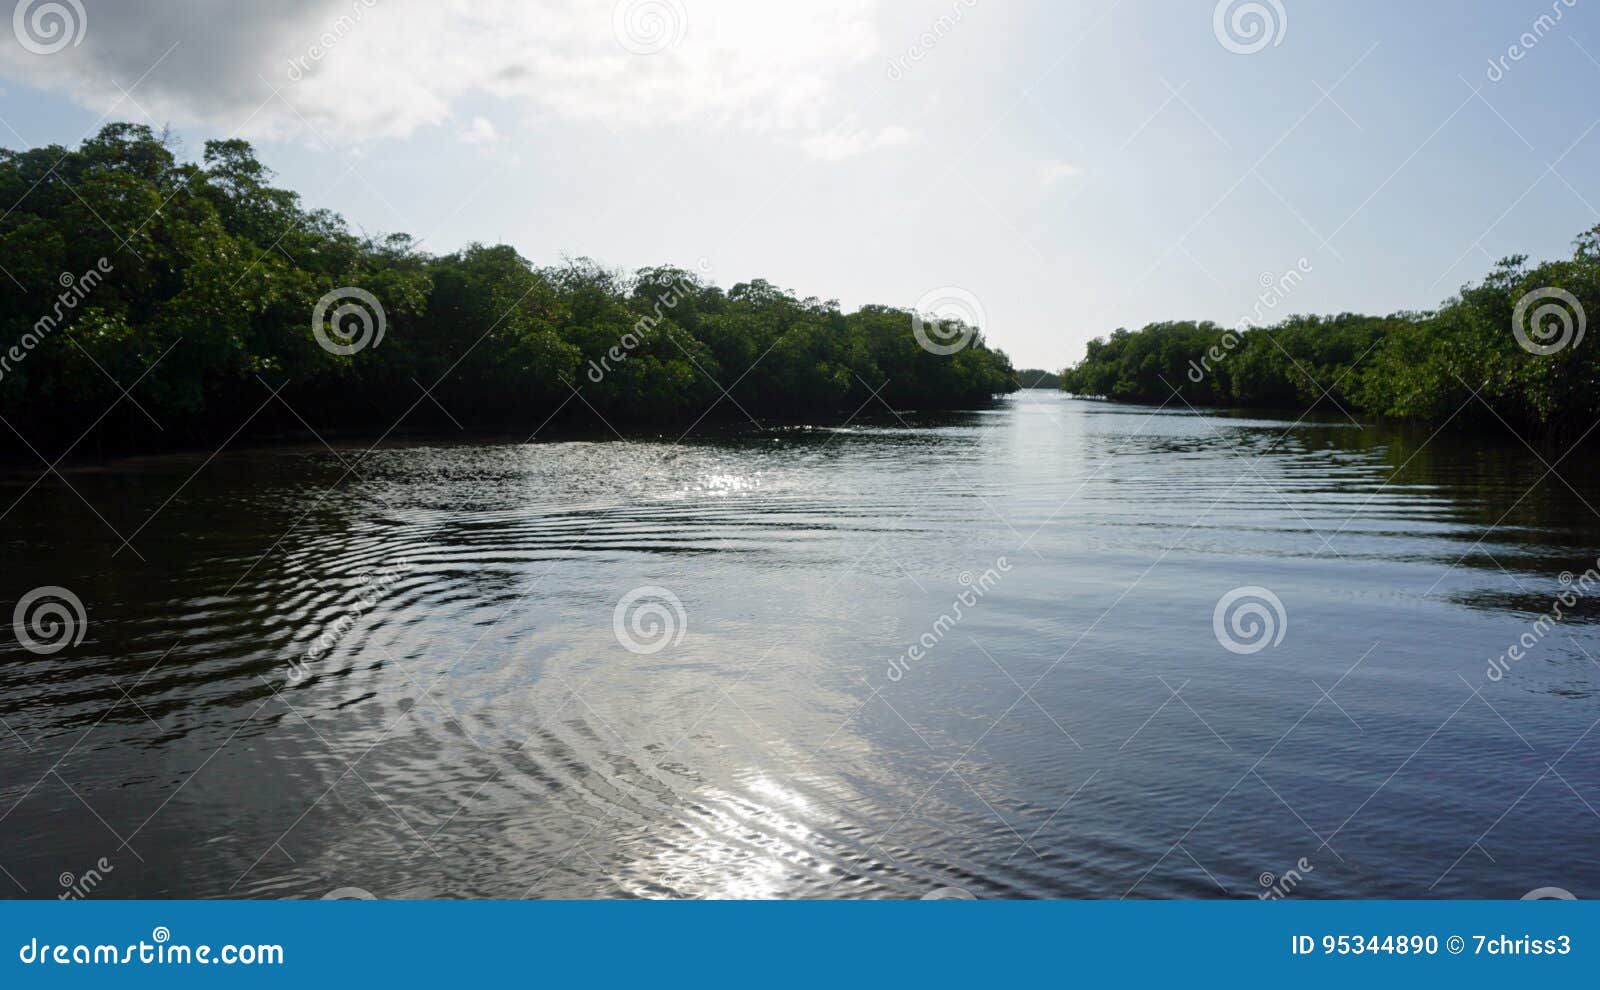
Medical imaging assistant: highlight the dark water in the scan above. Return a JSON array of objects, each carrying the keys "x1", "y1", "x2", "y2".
[{"x1": 2, "y1": 391, "x2": 1597, "y2": 900}]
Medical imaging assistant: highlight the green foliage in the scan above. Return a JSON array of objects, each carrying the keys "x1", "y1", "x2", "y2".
[
  {"x1": 0, "y1": 125, "x2": 1016, "y2": 454},
  {"x1": 1061, "y1": 236, "x2": 1600, "y2": 442}
]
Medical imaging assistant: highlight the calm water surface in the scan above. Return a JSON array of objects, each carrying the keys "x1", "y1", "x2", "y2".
[{"x1": 3, "y1": 391, "x2": 1598, "y2": 899}]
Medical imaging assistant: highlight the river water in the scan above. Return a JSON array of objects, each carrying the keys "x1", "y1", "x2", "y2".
[{"x1": 2, "y1": 391, "x2": 1596, "y2": 899}]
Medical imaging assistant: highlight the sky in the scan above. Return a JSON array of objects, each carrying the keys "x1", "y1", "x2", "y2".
[{"x1": 2, "y1": 0, "x2": 1598, "y2": 369}]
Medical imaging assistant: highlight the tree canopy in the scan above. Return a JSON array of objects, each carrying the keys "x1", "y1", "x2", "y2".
[
  {"x1": 0, "y1": 124, "x2": 1017, "y2": 457},
  {"x1": 1061, "y1": 229, "x2": 1600, "y2": 444},
  {"x1": 1014, "y1": 368, "x2": 1060, "y2": 389}
]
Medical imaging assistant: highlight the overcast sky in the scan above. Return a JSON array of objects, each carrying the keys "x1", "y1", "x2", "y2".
[{"x1": 3, "y1": 0, "x2": 1598, "y2": 368}]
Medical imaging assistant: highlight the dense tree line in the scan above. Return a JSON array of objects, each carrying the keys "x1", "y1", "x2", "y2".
[
  {"x1": 0, "y1": 124, "x2": 1016, "y2": 457},
  {"x1": 1015, "y1": 368, "x2": 1060, "y2": 388},
  {"x1": 1061, "y1": 227, "x2": 1600, "y2": 443}
]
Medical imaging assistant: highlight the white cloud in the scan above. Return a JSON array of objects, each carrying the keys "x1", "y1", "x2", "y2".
[
  {"x1": 458, "y1": 115, "x2": 500, "y2": 147},
  {"x1": 1039, "y1": 160, "x2": 1082, "y2": 186},
  {"x1": 0, "y1": 0, "x2": 894, "y2": 158}
]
